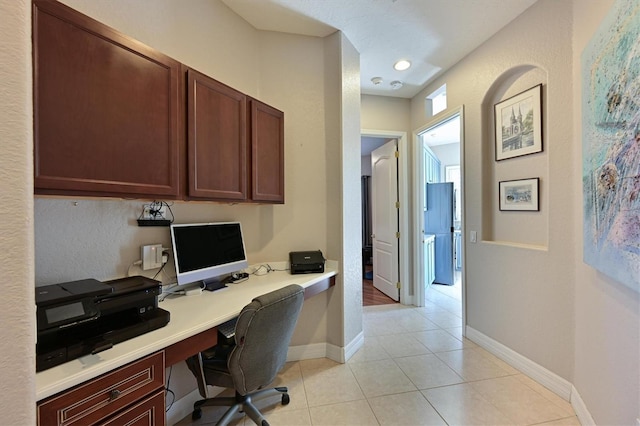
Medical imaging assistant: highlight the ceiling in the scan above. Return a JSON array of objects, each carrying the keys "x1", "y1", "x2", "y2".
[{"x1": 222, "y1": 0, "x2": 538, "y2": 99}]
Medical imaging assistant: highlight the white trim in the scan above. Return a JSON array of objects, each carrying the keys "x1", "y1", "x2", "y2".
[
  {"x1": 166, "y1": 388, "x2": 202, "y2": 426},
  {"x1": 466, "y1": 326, "x2": 572, "y2": 400},
  {"x1": 287, "y1": 343, "x2": 330, "y2": 361},
  {"x1": 169, "y1": 336, "x2": 363, "y2": 425},
  {"x1": 570, "y1": 385, "x2": 596, "y2": 426},
  {"x1": 413, "y1": 107, "x2": 465, "y2": 317},
  {"x1": 457, "y1": 326, "x2": 597, "y2": 424},
  {"x1": 287, "y1": 332, "x2": 364, "y2": 364},
  {"x1": 361, "y1": 129, "x2": 411, "y2": 305},
  {"x1": 343, "y1": 331, "x2": 365, "y2": 362}
]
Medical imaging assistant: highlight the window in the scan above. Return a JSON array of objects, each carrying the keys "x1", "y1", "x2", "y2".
[{"x1": 426, "y1": 84, "x2": 447, "y2": 117}]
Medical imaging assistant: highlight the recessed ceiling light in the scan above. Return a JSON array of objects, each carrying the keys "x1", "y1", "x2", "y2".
[{"x1": 394, "y1": 60, "x2": 411, "y2": 71}]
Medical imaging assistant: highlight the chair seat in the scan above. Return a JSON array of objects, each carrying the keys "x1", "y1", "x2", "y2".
[{"x1": 185, "y1": 284, "x2": 305, "y2": 425}]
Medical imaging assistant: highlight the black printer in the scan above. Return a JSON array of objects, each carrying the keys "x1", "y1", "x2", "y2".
[
  {"x1": 289, "y1": 250, "x2": 325, "y2": 274},
  {"x1": 35, "y1": 276, "x2": 170, "y2": 372}
]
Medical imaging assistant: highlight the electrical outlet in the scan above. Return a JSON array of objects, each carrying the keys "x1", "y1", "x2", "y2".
[
  {"x1": 142, "y1": 204, "x2": 167, "y2": 220},
  {"x1": 141, "y1": 244, "x2": 163, "y2": 270}
]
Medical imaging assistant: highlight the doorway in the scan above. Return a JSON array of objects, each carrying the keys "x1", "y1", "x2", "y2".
[
  {"x1": 361, "y1": 130, "x2": 410, "y2": 305},
  {"x1": 414, "y1": 107, "x2": 465, "y2": 328}
]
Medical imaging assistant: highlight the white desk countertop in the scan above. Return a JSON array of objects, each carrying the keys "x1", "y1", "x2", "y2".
[{"x1": 36, "y1": 261, "x2": 338, "y2": 401}]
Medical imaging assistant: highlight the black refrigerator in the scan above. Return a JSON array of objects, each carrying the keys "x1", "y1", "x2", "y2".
[{"x1": 424, "y1": 182, "x2": 455, "y2": 285}]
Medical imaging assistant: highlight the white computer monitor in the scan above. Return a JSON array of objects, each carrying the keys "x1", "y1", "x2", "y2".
[{"x1": 170, "y1": 222, "x2": 248, "y2": 288}]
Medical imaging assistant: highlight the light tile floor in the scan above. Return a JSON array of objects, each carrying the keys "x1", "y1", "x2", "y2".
[{"x1": 176, "y1": 283, "x2": 580, "y2": 425}]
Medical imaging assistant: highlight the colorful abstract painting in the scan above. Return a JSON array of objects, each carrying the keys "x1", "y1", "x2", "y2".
[{"x1": 582, "y1": 0, "x2": 640, "y2": 291}]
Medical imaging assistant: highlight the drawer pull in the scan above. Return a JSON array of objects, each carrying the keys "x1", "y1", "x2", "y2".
[{"x1": 108, "y1": 389, "x2": 121, "y2": 401}]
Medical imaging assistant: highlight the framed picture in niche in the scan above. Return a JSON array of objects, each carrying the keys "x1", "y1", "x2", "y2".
[
  {"x1": 494, "y1": 84, "x2": 543, "y2": 161},
  {"x1": 499, "y1": 178, "x2": 540, "y2": 211}
]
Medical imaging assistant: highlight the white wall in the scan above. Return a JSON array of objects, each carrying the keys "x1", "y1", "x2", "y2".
[
  {"x1": 430, "y1": 143, "x2": 460, "y2": 180},
  {"x1": 40, "y1": 0, "x2": 342, "y2": 347},
  {"x1": 411, "y1": 0, "x2": 574, "y2": 385},
  {"x1": 28, "y1": 0, "x2": 363, "y2": 416},
  {"x1": 572, "y1": 1, "x2": 639, "y2": 424},
  {"x1": 409, "y1": 0, "x2": 639, "y2": 424},
  {"x1": 361, "y1": 94, "x2": 411, "y2": 133},
  {"x1": 0, "y1": 0, "x2": 35, "y2": 424}
]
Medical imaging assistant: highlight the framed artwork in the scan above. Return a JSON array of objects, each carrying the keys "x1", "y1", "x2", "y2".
[
  {"x1": 499, "y1": 178, "x2": 539, "y2": 211},
  {"x1": 582, "y1": 0, "x2": 640, "y2": 291},
  {"x1": 494, "y1": 84, "x2": 543, "y2": 161}
]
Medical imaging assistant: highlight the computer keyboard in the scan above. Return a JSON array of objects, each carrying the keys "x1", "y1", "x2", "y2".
[{"x1": 217, "y1": 317, "x2": 237, "y2": 339}]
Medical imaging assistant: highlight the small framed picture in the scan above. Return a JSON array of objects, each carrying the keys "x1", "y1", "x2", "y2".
[
  {"x1": 494, "y1": 84, "x2": 543, "y2": 161},
  {"x1": 499, "y1": 178, "x2": 540, "y2": 211}
]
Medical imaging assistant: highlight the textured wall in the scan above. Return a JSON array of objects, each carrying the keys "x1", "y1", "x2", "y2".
[
  {"x1": 338, "y1": 33, "x2": 364, "y2": 347},
  {"x1": 34, "y1": 0, "x2": 359, "y2": 409},
  {"x1": 361, "y1": 94, "x2": 412, "y2": 133},
  {"x1": 0, "y1": 0, "x2": 35, "y2": 424},
  {"x1": 411, "y1": 0, "x2": 575, "y2": 381},
  {"x1": 572, "y1": 1, "x2": 640, "y2": 424}
]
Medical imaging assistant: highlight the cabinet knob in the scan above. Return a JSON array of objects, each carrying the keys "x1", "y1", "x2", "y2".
[{"x1": 109, "y1": 389, "x2": 121, "y2": 401}]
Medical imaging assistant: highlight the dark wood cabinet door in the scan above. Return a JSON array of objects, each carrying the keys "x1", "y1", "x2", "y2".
[
  {"x1": 37, "y1": 352, "x2": 164, "y2": 426},
  {"x1": 99, "y1": 390, "x2": 165, "y2": 426},
  {"x1": 33, "y1": 0, "x2": 181, "y2": 198},
  {"x1": 250, "y1": 99, "x2": 285, "y2": 203},
  {"x1": 187, "y1": 69, "x2": 247, "y2": 201}
]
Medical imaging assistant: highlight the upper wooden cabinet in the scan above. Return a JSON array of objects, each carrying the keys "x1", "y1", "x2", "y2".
[
  {"x1": 33, "y1": 0, "x2": 284, "y2": 204},
  {"x1": 250, "y1": 99, "x2": 285, "y2": 203},
  {"x1": 186, "y1": 69, "x2": 247, "y2": 201},
  {"x1": 33, "y1": 0, "x2": 182, "y2": 198},
  {"x1": 186, "y1": 70, "x2": 284, "y2": 203}
]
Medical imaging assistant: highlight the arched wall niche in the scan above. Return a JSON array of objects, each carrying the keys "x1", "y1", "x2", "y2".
[{"x1": 481, "y1": 65, "x2": 549, "y2": 248}]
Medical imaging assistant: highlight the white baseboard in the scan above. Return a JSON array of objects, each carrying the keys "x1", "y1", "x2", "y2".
[
  {"x1": 465, "y1": 326, "x2": 572, "y2": 400},
  {"x1": 287, "y1": 332, "x2": 364, "y2": 363},
  {"x1": 570, "y1": 384, "x2": 596, "y2": 426},
  {"x1": 287, "y1": 342, "x2": 331, "y2": 361},
  {"x1": 169, "y1": 336, "x2": 364, "y2": 425},
  {"x1": 465, "y1": 326, "x2": 596, "y2": 424},
  {"x1": 166, "y1": 388, "x2": 201, "y2": 426},
  {"x1": 343, "y1": 331, "x2": 365, "y2": 362}
]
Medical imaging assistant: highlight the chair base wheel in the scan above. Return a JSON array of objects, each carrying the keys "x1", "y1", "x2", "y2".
[
  {"x1": 192, "y1": 407, "x2": 202, "y2": 420},
  {"x1": 281, "y1": 393, "x2": 290, "y2": 405}
]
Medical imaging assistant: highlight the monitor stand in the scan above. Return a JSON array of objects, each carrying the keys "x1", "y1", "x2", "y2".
[{"x1": 202, "y1": 278, "x2": 225, "y2": 292}]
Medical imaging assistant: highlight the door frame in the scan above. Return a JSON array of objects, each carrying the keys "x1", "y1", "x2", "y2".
[
  {"x1": 413, "y1": 106, "x2": 466, "y2": 331},
  {"x1": 361, "y1": 129, "x2": 411, "y2": 305}
]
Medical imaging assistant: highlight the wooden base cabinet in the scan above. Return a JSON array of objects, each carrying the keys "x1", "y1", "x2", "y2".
[
  {"x1": 100, "y1": 390, "x2": 165, "y2": 426},
  {"x1": 37, "y1": 352, "x2": 165, "y2": 426}
]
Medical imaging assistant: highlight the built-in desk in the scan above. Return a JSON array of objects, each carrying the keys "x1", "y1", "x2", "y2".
[{"x1": 36, "y1": 261, "x2": 338, "y2": 403}]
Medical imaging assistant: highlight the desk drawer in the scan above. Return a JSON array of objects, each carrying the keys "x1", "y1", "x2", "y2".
[
  {"x1": 99, "y1": 389, "x2": 165, "y2": 426},
  {"x1": 37, "y1": 352, "x2": 165, "y2": 426}
]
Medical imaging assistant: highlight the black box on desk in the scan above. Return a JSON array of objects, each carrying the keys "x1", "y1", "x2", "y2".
[{"x1": 289, "y1": 250, "x2": 325, "y2": 274}]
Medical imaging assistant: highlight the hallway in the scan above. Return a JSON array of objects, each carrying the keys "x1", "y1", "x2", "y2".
[{"x1": 177, "y1": 277, "x2": 579, "y2": 425}]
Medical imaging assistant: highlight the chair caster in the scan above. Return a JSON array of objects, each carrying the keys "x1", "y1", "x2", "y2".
[
  {"x1": 281, "y1": 393, "x2": 290, "y2": 405},
  {"x1": 192, "y1": 407, "x2": 202, "y2": 420}
]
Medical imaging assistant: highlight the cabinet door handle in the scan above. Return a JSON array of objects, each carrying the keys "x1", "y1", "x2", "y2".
[{"x1": 108, "y1": 389, "x2": 121, "y2": 401}]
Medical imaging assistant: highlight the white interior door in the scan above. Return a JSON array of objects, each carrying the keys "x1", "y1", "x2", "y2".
[{"x1": 371, "y1": 140, "x2": 399, "y2": 301}]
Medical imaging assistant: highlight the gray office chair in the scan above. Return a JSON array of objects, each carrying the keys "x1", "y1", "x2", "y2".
[{"x1": 186, "y1": 284, "x2": 304, "y2": 426}]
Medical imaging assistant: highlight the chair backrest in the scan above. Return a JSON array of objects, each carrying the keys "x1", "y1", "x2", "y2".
[{"x1": 228, "y1": 284, "x2": 304, "y2": 395}]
